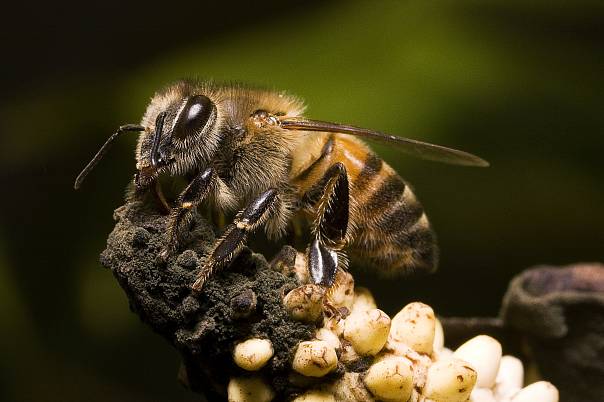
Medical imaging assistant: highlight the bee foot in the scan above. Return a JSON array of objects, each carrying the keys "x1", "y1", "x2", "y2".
[
  {"x1": 191, "y1": 278, "x2": 204, "y2": 293},
  {"x1": 156, "y1": 248, "x2": 171, "y2": 264},
  {"x1": 190, "y1": 260, "x2": 216, "y2": 293},
  {"x1": 323, "y1": 299, "x2": 349, "y2": 320}
]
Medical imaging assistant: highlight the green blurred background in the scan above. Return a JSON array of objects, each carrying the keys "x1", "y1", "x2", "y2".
[{"x1": 1, "y1": 1, "x2": 603, "y2": 401}]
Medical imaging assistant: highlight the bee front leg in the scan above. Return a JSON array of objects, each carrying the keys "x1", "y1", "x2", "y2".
[
  {"x1": 192, "y1": 188, "x2": 279, "y2": 291},
  {"x1": 306, "y1": 162, "x2": 349, "y2": 288},
  {"x1": 158, "y1": 167, "x2": 216, "y2": 261}
]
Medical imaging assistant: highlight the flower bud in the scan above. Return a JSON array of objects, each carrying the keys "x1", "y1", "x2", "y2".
[
  {"x1": 327, "y1": 270, "x2": 355, "y2": 309},
  {"x1": 494, "y1": 355, "x2": 524, "y2": 400},
  {"x1": 364, "y1": 356, "x2": 414, "y2": 402},
  {"x1": 390, "y1": 302, "x2": 436, "y2": 354},
  {"x1": 454, "y1": 335, "x2": 502, "y2": 388},
  {"x1": 433, "y1": 317, "x2": 445, "y2": 352},
  {"x1": 423, "y1": 357, "x2": 477, "y2": 402},
  {"x1": 511, "y1": 381, "x2": 559, "y2": 402},
  {"x1": 292, "y1": 341, "x2": 338, "y2": 377},
  {"x1": 233, "y1": 338, "x2": 274, "y2": 371},
  {"x1": 344, "y1": 309, "x2": 390, "y2": 355},
  {"x1": 283, "y1": 284, "x2": 324, "y2": 323},
  {"x1": 350, "y1": 287, "x2": 377, "y2": 314},
  {"x1": 227, "y1": 377, "x2": 274, "y2": 402}
]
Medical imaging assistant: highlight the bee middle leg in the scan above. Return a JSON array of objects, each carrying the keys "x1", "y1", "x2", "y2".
[
  {"x1": 192, "y1": 188, "x2": 280, "y2": 291},
  {"x1": 158, "y1": 167, "x2": 216, "y2": 261},
  {"x1": 305, "y1": 162, "x2": 350, "y2": 288}
]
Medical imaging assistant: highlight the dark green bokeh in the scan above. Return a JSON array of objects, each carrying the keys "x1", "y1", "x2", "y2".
[{"x1": 1, "y1": 1, "x2": 603, "y2": 401}]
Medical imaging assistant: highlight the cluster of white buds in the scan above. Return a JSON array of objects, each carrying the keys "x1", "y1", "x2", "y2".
[{"x1": 227, "y1": 255, "x2": 559, "y2": 402}]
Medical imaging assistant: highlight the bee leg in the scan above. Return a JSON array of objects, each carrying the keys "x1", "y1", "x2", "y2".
[
  {"x1": 158, "y1": 167, "x2": 216, "y2": 261},
  {"x1": 307, "y1": 238, "x2": 340, "y2": 287},
  {"x1": 306, "y1": 162, "x2": 349, "y2": 287},
  {"x1": 129, "y1": 176, "x2": 171, "y2": 213},
  {"x1": 153, "y1": 180, "x2": 171, "y2": 214},
  {"x1": 192, "y1": 188, "x2": 279, "y2": 291}
]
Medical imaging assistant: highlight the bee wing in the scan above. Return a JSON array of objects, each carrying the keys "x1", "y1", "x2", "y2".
[{"x1": 280, "y1": 117, "x2": 489, "y2": 167}]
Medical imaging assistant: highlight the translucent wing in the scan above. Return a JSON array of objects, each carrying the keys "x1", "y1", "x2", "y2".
[{"x1": 280, "y1": 117, "x2": 489, "y2": 167}]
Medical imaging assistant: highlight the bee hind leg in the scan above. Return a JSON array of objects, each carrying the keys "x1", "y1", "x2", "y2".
[
  {"x1": 192, "y1": 188, "x2": 279, "y2": 291},
  {"x1": 306, "y1": 162, "x2": 349, "y2": 289},
  {"x1": 158, "y1": 167, "x2": 216, "y2": 261}
]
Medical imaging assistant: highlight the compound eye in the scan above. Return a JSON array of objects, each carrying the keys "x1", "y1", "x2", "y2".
[{"x1": 173, "y1": 95, "x2": 215, "y2": 139}]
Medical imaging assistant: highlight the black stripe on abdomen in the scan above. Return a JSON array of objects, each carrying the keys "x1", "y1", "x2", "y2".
[
  {"x1": 353, "y1": 153, "x2": 383, "y2": 192},
  {"x1": 364, "y1": 173, "x2": 406, "y2": 216},
  {"x1": 376, "y1": 191, "x2": 424, "y2": 236}
]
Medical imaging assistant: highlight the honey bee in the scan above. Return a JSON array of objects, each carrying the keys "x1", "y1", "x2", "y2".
[{"x1": 75, "y1": 80, "x2": 488, "y2": 291}]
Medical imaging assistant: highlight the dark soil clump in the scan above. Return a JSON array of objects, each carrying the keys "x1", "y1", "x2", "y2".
[{"x1": 100, "y1": 201, "x2": 315, "y2": 400}]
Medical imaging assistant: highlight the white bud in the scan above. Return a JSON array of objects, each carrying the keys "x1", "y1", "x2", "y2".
[
  {"x1": 454, "y1": 335, "x2": 502, "y2": 388},
  {"x1": 327, "y1": 270, "x2": 355, "y2": 309},
  {"x1": 315, "y1": 328, "x2": 341, "y2": 351},
  {"x1": 351, "y1": 287, "x2": 377, "y2": 314},
  {"x1": 227, "y1": 377, "x2": 274, "y2": 402},
  {"x1": 390, "y1": 302, "x2": 436, "y2": 354},
  {"x1": 494, "y1": 355, "x2": 524, "y2": 400},
  {"x1": 496, "y1": 355, "x2": 524, "y2": 389},
  {"x1": 433, "y1": 318, "x2": 445, "y2": 352},
  {"x1": 511, "y1": 381, "x2": 559, "y2": 402},
  {"x1": 233, "y1": 338, "x2": 274, "y2": 371},
  {"x1": 292, "y1": 389, "x2": 335, "y2": 402},
  {"x1": 470, "y1": 388, "x2": 496, "y2": 402},
  {"x1": 364, "y1": 356, "x2": 414, "y2": 402},
  {"x1": 423, "y1": 357, "x2": 477, "y2": 402},
  {"x1": 292, "y1": 340, "x2": 338, "y2": 377},
  {"x1": 344, "y1": 309, "x2": 391, "y2": 355},
  {"x1": 283, "y1": 284, "x2": 324, "y2": 323}
]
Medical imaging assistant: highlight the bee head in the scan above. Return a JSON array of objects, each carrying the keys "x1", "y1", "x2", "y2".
[
  {"x1": 74, "y1": 87, "x2": 220, "y2": 190},
  {"x1": 135, "y1": 91, "x2": 220, "y2": 188}
]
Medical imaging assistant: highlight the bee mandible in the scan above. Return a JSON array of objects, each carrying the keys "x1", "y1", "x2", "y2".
[{"x1": 75, "y1": 80, "x2": 488, "y2": 291}]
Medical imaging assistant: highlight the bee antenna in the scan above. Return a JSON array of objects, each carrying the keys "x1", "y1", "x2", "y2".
[{"x1": 74, "y1": 124, "x2": 145, "y2": 190}]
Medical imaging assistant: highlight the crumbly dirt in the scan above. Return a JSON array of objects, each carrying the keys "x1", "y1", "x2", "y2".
[{"x1": 100, "y1": 201, "x2": 315, "y2": 401}]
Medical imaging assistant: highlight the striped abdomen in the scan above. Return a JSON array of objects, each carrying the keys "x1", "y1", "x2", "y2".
[{"x1": 292, "y1": 134, "x2": 438, "y2": 276}]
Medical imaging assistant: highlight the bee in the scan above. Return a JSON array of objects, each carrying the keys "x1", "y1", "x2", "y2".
[{"x1": 75, "y1": 80, "x2": 488, "y2": 291}]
